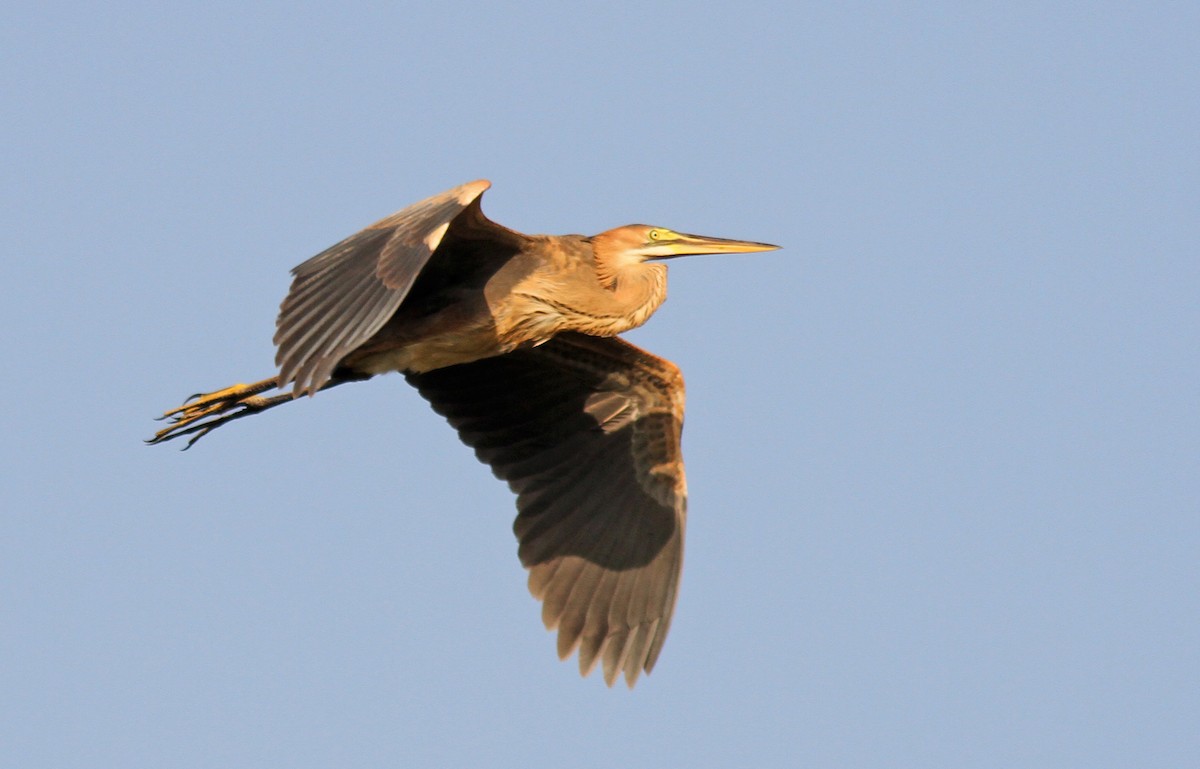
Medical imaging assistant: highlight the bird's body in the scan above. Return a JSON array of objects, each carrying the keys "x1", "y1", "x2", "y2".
[
  {"x1": 346, "y1": 232, "x2": 665, "y2": 376},
  {"x1": 150, "y1": 180, "x2": 777, "y2": 686}
]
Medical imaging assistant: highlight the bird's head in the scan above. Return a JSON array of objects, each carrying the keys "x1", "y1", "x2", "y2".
[{"x1": 593, "y1": 225, "x2": 779, "y2": 269}]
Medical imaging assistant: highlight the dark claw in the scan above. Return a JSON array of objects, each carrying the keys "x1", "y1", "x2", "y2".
[{"x1": 183, "y1": 428, "x2": 212, "y2": 450}]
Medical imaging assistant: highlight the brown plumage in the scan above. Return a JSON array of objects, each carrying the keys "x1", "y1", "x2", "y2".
[{"x1": 149, "y1": 180, "x2": 778, "y2": 686}]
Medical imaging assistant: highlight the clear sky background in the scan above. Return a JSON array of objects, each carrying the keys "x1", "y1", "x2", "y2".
[{"x1": 3, "y1": 2, "x2": 1197, "y2": 767}]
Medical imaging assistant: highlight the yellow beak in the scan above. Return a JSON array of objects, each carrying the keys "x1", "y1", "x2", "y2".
[{"x1": 651, "y1": 232, "x2": 780, "y2": 259}]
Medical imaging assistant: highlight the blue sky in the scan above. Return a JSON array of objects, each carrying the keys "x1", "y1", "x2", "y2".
[{"x1": 3, "y1": 2, "x2": 1197, "y2": 767}]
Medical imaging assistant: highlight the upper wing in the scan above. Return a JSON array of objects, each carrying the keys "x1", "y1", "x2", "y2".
[
  {"x1": 274, "y1": 179, "x2": 498, "y2": 396},
  {"x1": 405, "y1": 333, "x2": 688, "y2": 687}
]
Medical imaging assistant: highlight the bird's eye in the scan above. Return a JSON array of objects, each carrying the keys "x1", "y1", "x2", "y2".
[{"x1": 648, "y1": 229, "x2": 661, "y2": 240}]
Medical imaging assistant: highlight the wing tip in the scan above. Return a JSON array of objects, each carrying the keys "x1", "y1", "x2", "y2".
[{"x1": 458, "y1": 179, "x2": 491, "y2": 203}]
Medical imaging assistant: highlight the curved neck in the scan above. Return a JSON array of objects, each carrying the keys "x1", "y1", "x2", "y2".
[{"x1": 604, "y1": 262, "x2": 668, "y2": 333}]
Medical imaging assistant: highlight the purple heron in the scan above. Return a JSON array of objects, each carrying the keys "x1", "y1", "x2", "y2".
[{"x1": 150, "y1": 180, "x2": 778, "y2": 687}]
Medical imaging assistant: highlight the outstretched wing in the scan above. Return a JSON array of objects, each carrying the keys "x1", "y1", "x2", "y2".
[
  {"x1": 274, "y1": 179, "x2": 496, "y2": 396},
  {"x1": 406, "y1": 333, "x2": 688, "y2": 687}
]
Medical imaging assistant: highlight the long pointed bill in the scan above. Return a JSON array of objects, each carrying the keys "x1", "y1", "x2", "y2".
[{"x1": 652, "y1": 232, "x2": 780, "y2": 259}]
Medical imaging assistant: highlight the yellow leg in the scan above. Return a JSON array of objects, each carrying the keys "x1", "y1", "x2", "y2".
[
  {"x1": 149, "y1": 375, "x2": 285, "y2": 448},
  {"x1": 160, "y1": 377, "x2": 280, "y2": 420}
]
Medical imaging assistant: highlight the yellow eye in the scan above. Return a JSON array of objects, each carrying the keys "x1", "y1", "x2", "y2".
[{"x1": 648, "y1": 229, "x2": 662, "y2": 240}]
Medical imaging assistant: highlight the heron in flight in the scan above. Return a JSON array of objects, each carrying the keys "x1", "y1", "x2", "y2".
[{"x1": 150, "y1": 180, "x2": 778, "y2": 686}]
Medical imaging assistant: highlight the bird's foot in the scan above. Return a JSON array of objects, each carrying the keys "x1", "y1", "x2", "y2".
[{"x1": 148, "y1": 377, "x2": 284, "y2": 448}]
